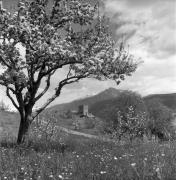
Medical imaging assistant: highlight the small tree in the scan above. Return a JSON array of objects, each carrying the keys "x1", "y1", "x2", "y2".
[
  {"x1": 0, "y1": 0, "x2": 138, "y2": 144},
  {"x1": 31, "y1": 113, "x2": 58, "y2": 141},
  {"x1": 104, "y1": 91, "x2": 148, "y2": 141},
  {"x1": 107, "y1": 91, "x2": 147, "y2": 128},
  {"x1": 116, "y1": 106, "x2": 147, "y2": 142}
]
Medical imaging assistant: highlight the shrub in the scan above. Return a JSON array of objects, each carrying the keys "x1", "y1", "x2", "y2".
[
  {"x1": 112, "y1": 106, "x2": 147, "y2": 142},
  {"x1": 104, "y1": 91, "x2": 148, "y2": 142},
  {"x1": 145, "y1": 98, "x2": 175, "y2": 140},
  {"x1": 112, "y1": 91, "x2": 147, "y2": 127},
  {"x1": 30, "y1": 113, "x2": 58, "y2": 142}
]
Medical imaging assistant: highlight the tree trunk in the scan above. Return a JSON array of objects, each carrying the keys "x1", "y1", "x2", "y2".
[{"x1": 17, "y1": 115, "x2": 31, "y2": 144}]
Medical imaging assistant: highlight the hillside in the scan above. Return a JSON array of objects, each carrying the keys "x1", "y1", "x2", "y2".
[
  {"x1": 0, "y1": 88, "x2": 122, "y2": 138},
  {"x1": 89, "y1": 93, "x2": 176, "y2": 122},
  {"x1": 89, "y1": 98, "x2": 119, "y2": 122},
  {"x1": 1, "y1": 89, "x2": 176, "y2": 138},
  {"x1": 144, "y1": 93, "x2": 176, "y2": 111},
  {"x1": 47, "y1": 90, "x2": 176, "y2": 122},
  {"x1": 89, "y1": 91, "x2": 146, "y2": 122},
  {"x1": 47, "y1": 88, "x2": 123, "y2": 113}
]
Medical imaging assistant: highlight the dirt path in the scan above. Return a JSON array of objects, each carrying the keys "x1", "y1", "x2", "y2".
[{"x1": 57, "y1": 126, "x2": 116, "y2": 143}]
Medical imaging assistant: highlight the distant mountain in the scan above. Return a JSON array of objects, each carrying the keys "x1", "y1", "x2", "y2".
[
  {"x1": 144, "y1": 93, "x2": 176, "y2": 111},
  {"x1": 48, "y1": 89, "x2": 176, "y2": 122},
  {"x1": 89, "y1": 98, "x2": 119, "y2": 122},
  {"x1": 89, "y1": 91, "x2": 147, "y2": 122},
  {"x1": 90, "y1": 93, "x2": 176, "y2": 122},
  {"x1": 47, "y1": 88, "x2": 123, "y2": 113}
]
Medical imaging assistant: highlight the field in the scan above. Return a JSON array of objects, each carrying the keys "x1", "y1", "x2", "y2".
[
  {"x1": 1, "y1": 130, "x2": 176, "y2": 180},
  {"x1": 1, "y1": 109, "x2": 176, "y2": 180},
  {"x1": 0, "y1": 91, "x2": 176, "y2": 180}
]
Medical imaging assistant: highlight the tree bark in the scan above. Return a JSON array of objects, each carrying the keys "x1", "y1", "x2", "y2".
[{"x1": 17, "y1": 115, "x2": 32, "y2": 144}]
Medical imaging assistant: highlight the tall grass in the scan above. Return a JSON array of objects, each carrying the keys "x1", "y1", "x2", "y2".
[
  {"x1": 0, "y1": 114, "x2": 176, "y2": 179},
  {"x1": 1, "y1": 130, "x2": 176, "y2": 180}
]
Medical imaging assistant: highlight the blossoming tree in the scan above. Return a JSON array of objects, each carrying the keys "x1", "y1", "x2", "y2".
[{"x1": 0, "y1": 0, "x2": 138, "y2": 144}]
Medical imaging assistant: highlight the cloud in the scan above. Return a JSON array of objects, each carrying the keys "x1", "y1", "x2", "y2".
[
  {"x1": 117, "y1": 53, "x2": 176, "y2": 95},
  {"x1": 126, "y1": 0, "x2": 175, "y2": 8},
  {"x1": 103, "y1": 0, "x2": 176, "y2": 59}
]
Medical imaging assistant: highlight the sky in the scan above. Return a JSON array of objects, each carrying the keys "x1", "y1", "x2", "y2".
[{"x1": 0, "y1": 0, "x2": 176, "y2": 110}]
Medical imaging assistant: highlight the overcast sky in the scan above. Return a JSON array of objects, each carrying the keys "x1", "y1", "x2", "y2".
[{"x1": 0, "y1": 0, "x2": 176, "y2": 110}]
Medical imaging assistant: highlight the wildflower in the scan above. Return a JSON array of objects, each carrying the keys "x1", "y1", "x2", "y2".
[
  {"x1": 114, "y1": 156, "x2": 118, "y2": 160},
  {"x1": 156, "y1": 167, "x2": 162, "y2": 179},
  {"x1": 48, "y1": 156, "x2": 51, "y2": 159},
  {"x1": 161, "y1": 153, "x2": 165, "y2": 156},
  {"x1": 156, "y1": 167, "x2": 160, "y2": 172},
  {"x1": 58, "y1": 175, "x2": 63, "y2": 179},
  {"x1": 3, "y1": 177, "x2": 7, "y2": 180},
  {"x1": 144, "y1": 158, "x2": 147, "y2": 161},
  {"x1": 49, "y1": 174, "x2": 54, "y2": 178},
  {"x1": 100, "y1": 171, "x2": 106, "y2": 174},
  {"x1": 21, "y1": 167, "x2": 25, "y2": 171},
  {"x1": 131, "y1": 163, "x2": 136, "y2": 167},
  {"x1": 156, "y1": 153, "x2": 159, "y2": 157}
]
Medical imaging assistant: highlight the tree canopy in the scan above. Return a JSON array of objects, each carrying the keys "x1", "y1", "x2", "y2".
[{"x1": 0, "y1": 0, "x2": 138, "y2": 143}]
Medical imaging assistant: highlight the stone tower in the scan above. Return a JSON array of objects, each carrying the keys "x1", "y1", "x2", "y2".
[{"x1": 78, "y1": 105, "x2": 89, "y2": 116}]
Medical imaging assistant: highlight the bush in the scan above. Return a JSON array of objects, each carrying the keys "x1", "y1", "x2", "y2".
[
  {"x1": 112, "y1": 91, "x2": 147, "y2": 127},
  {"x1": 145, "y1": 98, "x2": 175, "y2": 140},
  {"x1": 30, "y1": 113, "x2": 58, "y2": 141},
  {"x1": 109, "y1": 106, "x2": 147, "y2": 142},
  {"x1": 105, "y1": 91, "x2": 148, "y2": 141}
]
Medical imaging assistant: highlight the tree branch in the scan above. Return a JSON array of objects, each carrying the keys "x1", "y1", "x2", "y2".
[
  {"x1": 6, "y1": 87, "x2": 19, "y2": 111},
  {"x1": 32, "y1": 74, "x2": 88, "y2": 120},
  {"x1": 39, "y1": 57, "x2": 82, "y2": 78},
  {"x1": 34, "y1": 70, "x2": 55, "y2": 102},
  {"x1": 0, "y1": 55, "x2": 11, "y2": 69}
]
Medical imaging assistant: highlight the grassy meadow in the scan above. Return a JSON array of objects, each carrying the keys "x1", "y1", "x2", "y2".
[
  {"x1": 1, "y1": 130, "x2": 176, "y2": 180},
  {"x1": 0, "y1": 98, "x2": 176, "y2": 180}
]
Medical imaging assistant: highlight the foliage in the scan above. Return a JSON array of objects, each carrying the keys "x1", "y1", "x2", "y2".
[
  {"x1": 30, "y1": 113, "x2": 58, "y2": 141},
  {"x1": 64, "y1": 109, "x2": 74, "y2": 119},
  {"x1": 0, "y1": 0, "x2": 138, "y2": 143},
  {"x1": 0, "y1": 0, "x2": 137, "y2": 117},
  {"x1": 115, "y1": 91, "x2": 147, "y2": 116},
  {"x1": 92, "y1": 91, "x2": 147, "y2": 126},
  {"x1": 1, "y1": 134, "x2": 176, "y2": 179},
  {"x1": 103, "y1": 91, "x2": 148, "y2": 136},
  {"x1": 111, "y1": 106, "x2": 147, "y2": 142},
  {"x1": 144, "y1": 93, "x2": 176, "y2": 111},
  {"x1": 145, "y1": 98, "x2": 174, "y2": 140}
]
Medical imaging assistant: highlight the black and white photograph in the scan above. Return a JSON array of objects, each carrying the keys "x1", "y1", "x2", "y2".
[{"x1": 0, "y1": 0, "x2": 176, "y2": 179}]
